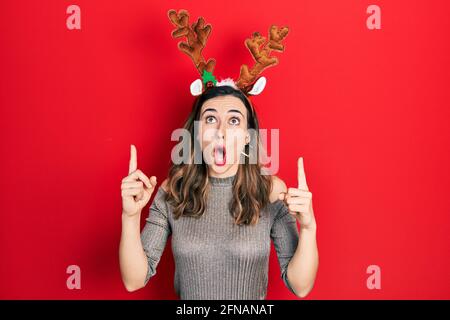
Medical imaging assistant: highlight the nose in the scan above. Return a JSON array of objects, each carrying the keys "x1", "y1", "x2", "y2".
[{"x1": 215, "y1": 120, "x2": 225, "y2": 140}]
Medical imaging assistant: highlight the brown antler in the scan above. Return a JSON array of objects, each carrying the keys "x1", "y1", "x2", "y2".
[
  {"x1": 236, "y1": 25, "x2": 289, "y2": 92},
  {"x1": 167, "y1": 9, "x2": 216, "y2": 77}
]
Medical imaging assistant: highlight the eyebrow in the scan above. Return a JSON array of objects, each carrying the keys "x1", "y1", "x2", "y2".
[{"x1": 201, "y1": 108, "x2": 244, "y2": 117}]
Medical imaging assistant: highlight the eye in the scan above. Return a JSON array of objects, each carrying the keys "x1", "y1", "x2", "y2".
[
  {"x1": 229, "y1": 117, "x2": 240, "y2": 125},
  {"x1": 205, "y1": 115, "x2": 216, "y2": 124}
]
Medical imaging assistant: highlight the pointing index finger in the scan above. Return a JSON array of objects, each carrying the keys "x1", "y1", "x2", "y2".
[
  {"x1": 298, "y1": 157, "x2": 309, "y2": 191},
  {"x1": 129, "y1": 144, "x2": 137, "y2": 174}
]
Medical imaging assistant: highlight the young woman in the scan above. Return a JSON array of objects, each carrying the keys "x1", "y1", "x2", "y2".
[{"x1": 119, "y1": 84, "x2": 319, "y2": 299}]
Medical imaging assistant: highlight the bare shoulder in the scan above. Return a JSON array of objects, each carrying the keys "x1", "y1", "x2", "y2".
[
  {"x1": 269, "y1": 175, "x2": 287, "y2": 203},
  {"x1": 160, "y1": 178, "x2": 169, "y2": 192}
]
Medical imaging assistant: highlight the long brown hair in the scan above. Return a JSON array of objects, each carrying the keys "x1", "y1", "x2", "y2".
[{"x1": 165, "y1": 85, "x2": 272, "y2": 225}]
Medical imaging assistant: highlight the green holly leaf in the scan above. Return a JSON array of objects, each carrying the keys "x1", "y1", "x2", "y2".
[{"x1": 202, "y1": 70, "x2": 217, "y2": 85}]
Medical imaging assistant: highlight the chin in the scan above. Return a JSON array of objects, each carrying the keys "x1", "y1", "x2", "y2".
[{"x1": 209, "y1": 163, "x2": 235, "y2": 175}]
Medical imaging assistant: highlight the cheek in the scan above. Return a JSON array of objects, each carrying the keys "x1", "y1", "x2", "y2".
[
  {"x1": 204, "y1": 130, "x2": 215, "y2": 141},
  {"x1": 198, "y1": 125, "x2": 216, "y2": 147},
  {"x1": 226, "y1": 129, "x2": 246, "y2": 150}
]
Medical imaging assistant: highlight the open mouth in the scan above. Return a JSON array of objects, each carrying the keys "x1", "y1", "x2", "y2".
[{"x1": 213, "y1": 144, "x2": 226, "y2": 166}]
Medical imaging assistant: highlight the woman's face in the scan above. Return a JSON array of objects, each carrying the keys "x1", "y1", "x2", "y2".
[{"x1": 197, "y1": 95, "x2": 249, "y2": 177}]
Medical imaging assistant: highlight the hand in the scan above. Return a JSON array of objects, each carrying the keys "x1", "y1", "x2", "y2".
[
  {"x1": 278, "y1": 157, "x2": 316, "y2": 230},
  {"x1": 121, "y1": 144, "x2": 157, "y2": 217}
]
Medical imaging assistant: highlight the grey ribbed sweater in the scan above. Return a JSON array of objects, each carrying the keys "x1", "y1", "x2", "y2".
[{"x1": 140, "y1": 174, "x2": 299, "y2": 299}]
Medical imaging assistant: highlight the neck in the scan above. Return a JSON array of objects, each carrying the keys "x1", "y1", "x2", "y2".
[{"x1": 208, "y1": 173, "x2": 237, "y2": 186}]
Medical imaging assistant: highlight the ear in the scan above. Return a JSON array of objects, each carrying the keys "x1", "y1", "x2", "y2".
[
  {"x1": 190, "y1": 79, "x2": 203, "y2": 96},
  {"x1": 247, "y1": 76, "x2": 267, "y2": 95}
]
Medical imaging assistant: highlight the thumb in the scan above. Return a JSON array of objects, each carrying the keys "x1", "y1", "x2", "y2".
[
  {"x1": 144, "y1": 176, "x2": 158, "y2": 195},
  {"x1": 137, "y1": 177, "x2": 157, "y2": 208},
  {"x1": 149, "y1": 176, "x2": 157, "y2": 188}
]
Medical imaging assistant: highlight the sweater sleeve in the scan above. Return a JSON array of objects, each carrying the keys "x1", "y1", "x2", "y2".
[
  {"x1": 140, "y1": 187, "x2": 172, "y2": 286},
  {"x1": 270, "y1": 200, "x2": 300, "y2": 296}
]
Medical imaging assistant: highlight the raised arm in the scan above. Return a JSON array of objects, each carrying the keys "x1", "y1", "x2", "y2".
[
  {"x1": 276, "y1": 157, "x2": 319, "y2": 298},
  {"x1": 119, "y1": 144, "x2": 164, "y2": 292}
]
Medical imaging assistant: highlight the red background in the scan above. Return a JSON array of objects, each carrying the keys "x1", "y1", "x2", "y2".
[{"x1": 1, "y1": 0, "x2": 449, "y2": 299}]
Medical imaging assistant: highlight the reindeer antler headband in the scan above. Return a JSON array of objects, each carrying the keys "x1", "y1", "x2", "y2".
[{"x1": 167, "y1": 9, "x2": 289, "y2": 96}]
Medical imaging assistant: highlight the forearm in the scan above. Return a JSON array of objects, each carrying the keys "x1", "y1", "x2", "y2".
[
  {"x1": 286, "y1": 221, "x2": 319, "y2": 298},
  {"x1": 119, "y1": 212, "x2": 148, "y2": 291}
]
